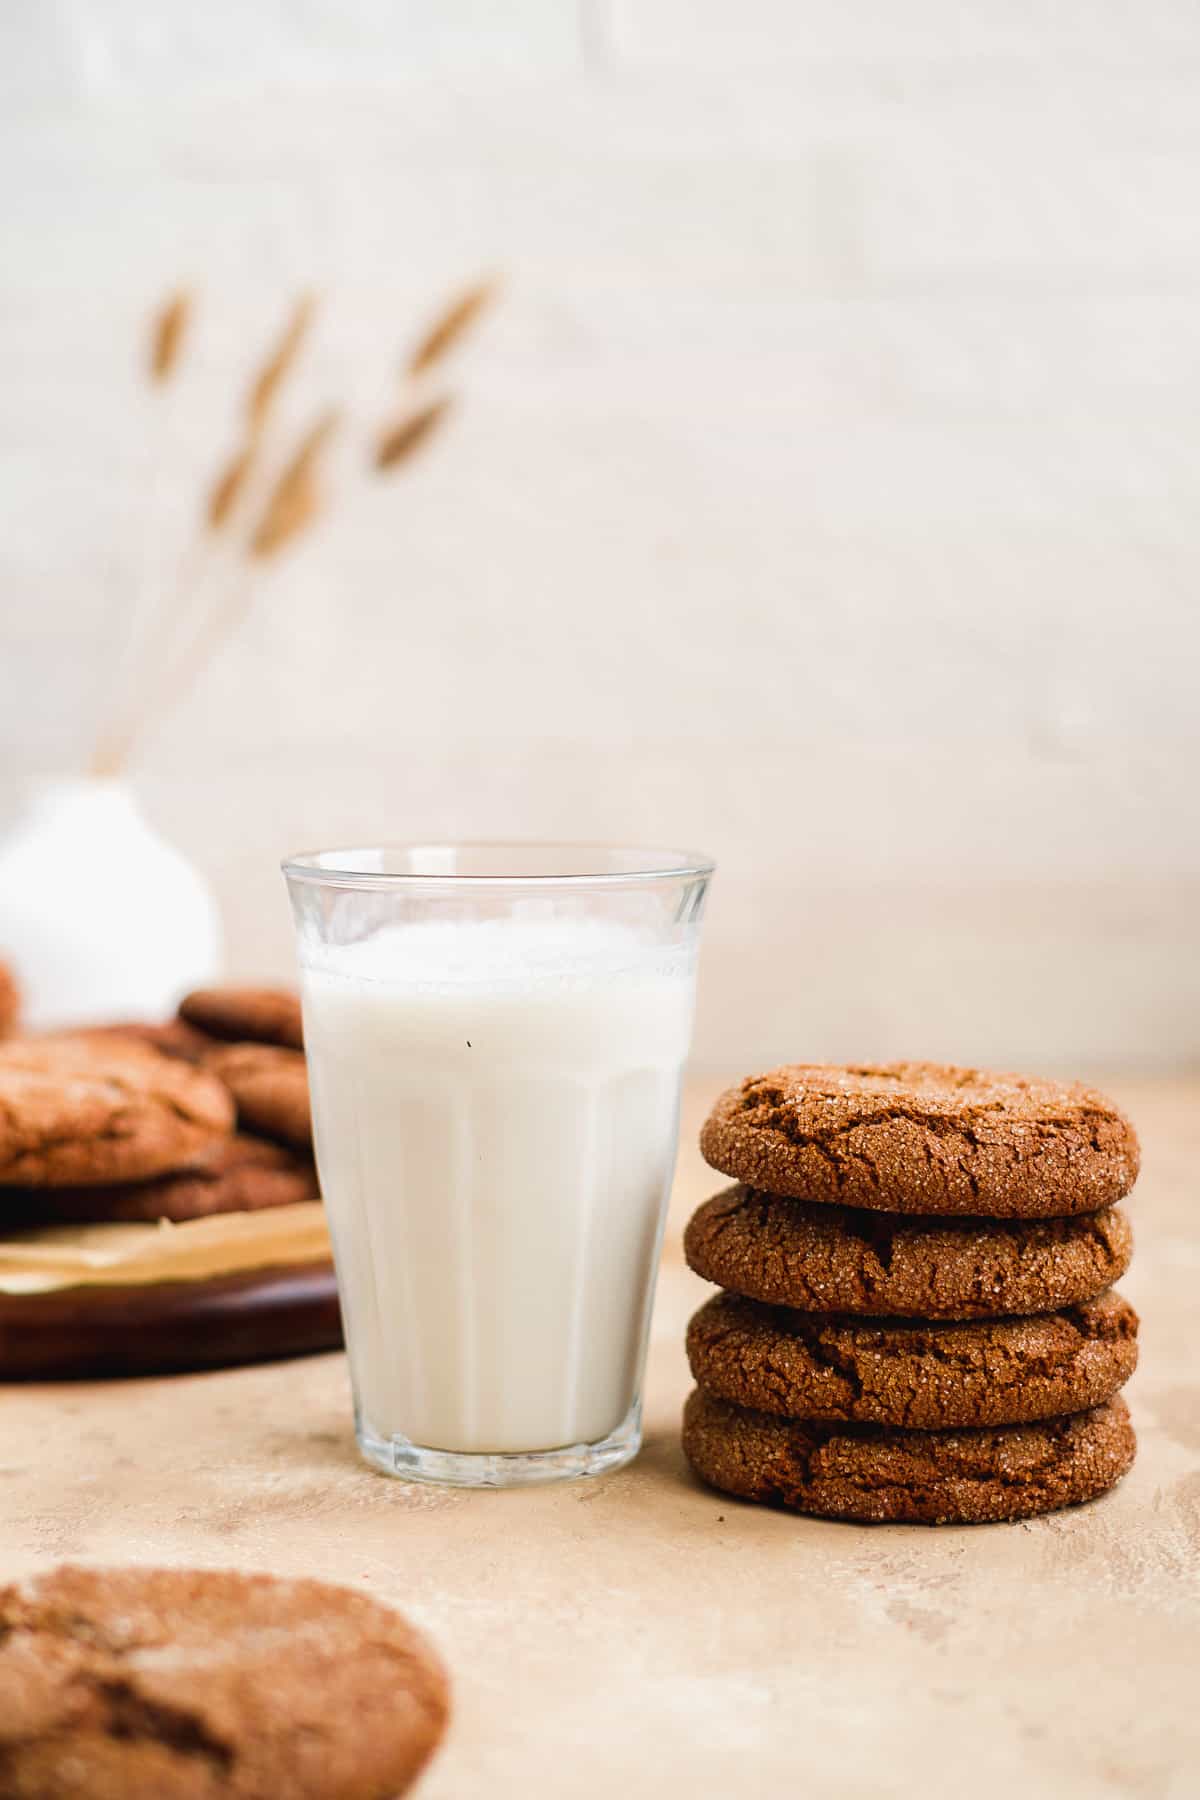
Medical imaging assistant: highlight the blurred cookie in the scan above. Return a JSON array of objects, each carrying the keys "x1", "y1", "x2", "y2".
[
  {"x1": 682, "y1": 1389, "x2": 1136, "y2": 1524},
  {"x1": 180, "y1": 985, "x2": 303, "y2": 1050},
  {"x1": 686, "y1": 1289, "x2": 1138, "y2": 1429},
  {"x1": 67, "y1": 1018, "x2": 215, "y2": 1062},
  {"x1": 684, "y1": 1187, "x2": 1134, "y2": 1319},
  {"x1": 204, "y1": 1042, "x2": 311, "y2": 1148},
  {"x1": 0, "y1": 1563, "x2": 449, "y2": 1797},
  {"x1": 0, "y1": 960, "x2": 19, "y2": 1039},
  {"x1": 2, "y1": 1135, "x2": 318, "y2": 1226},
  {"x1": 700, "y1": 1062, "x2": 1139, "y2": 1218},
  {"x1": 0, "y1": 1038, "x2": 234, "y2": 1187}
]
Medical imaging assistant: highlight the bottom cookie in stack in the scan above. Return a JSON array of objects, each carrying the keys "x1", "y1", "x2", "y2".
[
  {"x1": 682, "y1": 1390, "x2": 1136, "y2": 1526},
  {"x1": 683, "y1": 1061, "x2": 1142, "y2": 1525},
  {"x1": 0, "y1": 1031, "x2": 339, "y2": 1379}
]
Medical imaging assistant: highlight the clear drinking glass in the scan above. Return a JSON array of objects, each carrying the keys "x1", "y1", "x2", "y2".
[{"x1": 283, "y1": 843, "x2": 713, "y2": 1487}]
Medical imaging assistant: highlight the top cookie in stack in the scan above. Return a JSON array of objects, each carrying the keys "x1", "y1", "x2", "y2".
[{"x1": 682, "y1": 1061, "x2": 1141, "y2": 1526}]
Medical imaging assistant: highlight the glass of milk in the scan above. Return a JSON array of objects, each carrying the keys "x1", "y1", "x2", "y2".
[{"x1": 283, "y1": 843, "x2": 713, "y2": 1487}]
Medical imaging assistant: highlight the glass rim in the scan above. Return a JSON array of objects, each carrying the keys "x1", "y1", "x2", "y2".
[{"x1": 282, "y1": 840, "x2": 716, "y2": 891}]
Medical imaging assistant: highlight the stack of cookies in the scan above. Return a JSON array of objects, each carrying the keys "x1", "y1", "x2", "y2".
[
  {"x1": 682, "y1": 1062, "x2": 1140, "y2": 1525},
  {"x1": 0, "y1": 985, "x2": 339, "y2": 1378}
]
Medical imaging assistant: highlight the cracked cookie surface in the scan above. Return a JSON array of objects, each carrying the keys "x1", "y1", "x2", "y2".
[
  {"x1": 0, "y1": 1563, "x2": 449, "y2": 1799},
  {"x1": 682, "y1": 1389, "x2": 1136, "y2": 1523},
  {"x1": 685, "y1": 1186, "x2": 1133, "y2": 1318},
  {"x1": 687, "y1": 1289, "x2": 1138, "y2": 1428},
  {"x1": 700, "y1": 1062, "x2": 1139, "y2": 1218},
  {"x1": 0, "y1": 1039, "x2": 234, "y2": 1187}
]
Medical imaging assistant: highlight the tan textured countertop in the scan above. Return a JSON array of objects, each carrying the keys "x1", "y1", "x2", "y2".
[{"x1": 1, "y1": 1077, "x2": 1197, "y2": 1798}]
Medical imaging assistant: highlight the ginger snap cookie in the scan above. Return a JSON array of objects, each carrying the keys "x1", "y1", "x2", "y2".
[
  {"x1": 0, "y1": 1563, "x2": 448, "y2": 1798},
  {"x1": 0, "y1": 1038, "x2": 234, "y2": 1187},
  {"x1": 686, "y1": 1289, "x2": 1138, "y2": 1430},
  {"x1": 3, "y1": 1135, "x2": 318, "y2": 1226},
  {"x1": 203, "y1": 1043, "x2": 311, "y2": 1148},
  {"x1": 682, "y1": 1388, "x2": 1136, "y2": 1524},
  {"x1": 700, "y1": 1062, "x2": 1139, "y2": 1218},
  {"x1": 0, "y1": 960, "x2": 19, "y2": 1039},
  {"x1": 685, "y1": 1186, "x2": 1133, "y2": 1319},
  {"x1": 180, "y1": 985, "x2": 303, "y2": 1050}
]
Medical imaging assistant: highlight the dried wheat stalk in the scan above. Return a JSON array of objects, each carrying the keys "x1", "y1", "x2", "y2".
[
  {"x1": 103, "y1": 566, "x2": 255, "y2": 773},
  {"x1": 205, "y1": 291, "x2": 317, "y2": 531},
  {"x1": 206, "y1": 444, "x2": 257, "y2": 529},
  {"x1": 91, "y1": 288, "x2": 193, "y2": 769},
  {"x1": 149, "y1": 289, "x2": 191, "y2": 382},
  {"x1": 94, "y1": 274, "x2": 495, "y2": 773},
  {"x1": 375, "y1": 396, "x2": 453, "y2": 471},
  {"x1": 251, "y1": 410, "x2": 338, "y2": 557},
  {"x1": 248, "y1": 292, "x2": 316, "y2": 429},
  {"x1": 95, "y1": 302, "x2": 323, "y2": 770},
  {"x1": 408, "y1": 278, "x2": 497, "y2": 375},
  {"x1": 117, "y1": 417, "x2": 338, "y2": 751}
]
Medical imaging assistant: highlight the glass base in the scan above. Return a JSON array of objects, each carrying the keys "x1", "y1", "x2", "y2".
[{"x1": 356, "y1": 1399, "x2": 642, "y2": 1488}]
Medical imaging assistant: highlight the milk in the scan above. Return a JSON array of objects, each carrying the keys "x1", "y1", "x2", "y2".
[{"x1": 299, "y1": 918, "x2": 696, "y2": 1457}]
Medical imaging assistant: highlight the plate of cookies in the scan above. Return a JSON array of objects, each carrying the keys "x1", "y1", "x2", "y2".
[{"x1": 0, "y1": 969, "x2": 342, "y2": 1379}]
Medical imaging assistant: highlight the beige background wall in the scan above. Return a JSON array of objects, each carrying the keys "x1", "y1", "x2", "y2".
[{"x1": 1, "y1": 2, "x2": 1197, "y2": 1072}]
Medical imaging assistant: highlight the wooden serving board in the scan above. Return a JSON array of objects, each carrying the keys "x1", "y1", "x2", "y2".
[{"x1": 0, "y1": 1261, "x2": 342, "y2": 1379}]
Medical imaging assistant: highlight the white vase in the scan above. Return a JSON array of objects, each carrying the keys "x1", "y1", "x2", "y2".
[{"x1": 0, "y1": 777, "x2": 223, "y2": 1030}]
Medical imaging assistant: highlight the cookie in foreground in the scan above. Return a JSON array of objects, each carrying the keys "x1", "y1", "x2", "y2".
[
  {"x1": 0, "y1": 1563, "x2": 448, "y2": 1799},
  {"x1": 681, "y1": 1388, "x2": 1136, "y2": 1524},
  {"x1": 686, "y1": 1289, "x2": 1138, "y2": 1429},
  {"x1": 685, "y1": 1186, "x2": 1133, "y2": 1319},
  {"x1": 700, "y1": 1061, "x2": 1139, "y2": 1218}
]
